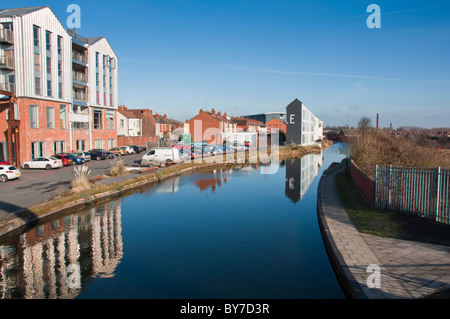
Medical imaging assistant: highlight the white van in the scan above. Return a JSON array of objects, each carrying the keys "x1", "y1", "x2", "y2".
[{"x1": 141, "y1": 148, "x2": 181, "y2": 167}]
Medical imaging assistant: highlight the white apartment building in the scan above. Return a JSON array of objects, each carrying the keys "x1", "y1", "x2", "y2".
[{"x1": 0, "y1": 6, "x2": 119, "y2": 165}]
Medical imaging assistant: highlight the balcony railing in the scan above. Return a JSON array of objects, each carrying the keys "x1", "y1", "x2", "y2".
[
  {"x1": 0, "y1": 81, "x2": 14, "y2": 92},
  {"x1": 73, "y1": 90, "x2": 87, "y2": 102},
  {"x1": 0, "y1": 28, "x2": 13, "y2": 44},
  {"x1": 72, "y1": 51, "x2": 87, "y2": 65},
  {"x1": 0, "y1": 55, "x2": 14, "y2": 70},
  {"x1": 73, "y1": 71, "x2": 87, "y2": 84}
]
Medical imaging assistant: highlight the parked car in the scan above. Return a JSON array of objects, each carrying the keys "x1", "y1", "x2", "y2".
[
  {"x1": 178, "y1": 148, "x2": 198, "y2": 160},
  {"x1": 191, "y1": 140, "x2": 208, "y2": 148},
  {"x1": 0, "y1": 158, "x2": 10, "y2": 165},
  {"x1": 128, "y1": 145, "x2": 143, "y2": 154},
  {"x1": 104, "y1": 151, "x2": 116, "y2": 159},
  {"x1": 22, "y1": 156, "x2": 63, "y2": 170},
  {"x1": 0, "y1": 165, "x2": 21, "y2": 182},
  {"x1": 72, "y1": 151, "x2": 90, "y2": 161},
  {"x1": 109, "y1": 147, "x2": 125, "y2": 156},
  {"x1": 88, "y1": 150, "x2": 109, "y2": 161},
  {"x1": 83, "y1": 152, "x2": 92, "y2": 161},
  {"x1": 53, "y1": 154, "x2": 73, "y2": 166},
  {"x1": 203, "y1": 145, "x2": 222, "y2": 155},
  {"x1": 120, "y1": 146, "x2": 134, "y2": 154},
  {"x1": 60, "y1": 153, "x2": 85, "y2": 165},
  {"x1": 141, "y1": 148, "x2": 181, "y2": 167},
  {"x1": 243, "y1": 140, "x2": 250, "y2": 148}
]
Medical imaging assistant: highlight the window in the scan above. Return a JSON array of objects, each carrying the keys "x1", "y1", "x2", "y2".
[
  {"x1": 60, "y1": 105, "x2": 67, "y2": 129},
  {"x1": 57, "y1": 36, "x2": 62, "y2": 57},
  {"x1": 31, "y1": 141, "x2": 45, "y2": 159},
  {"x1": 46, "y1": 31, "x2": 51, "y2": 51},
  {"x1": 53, "y1": 140, "x2": 65, "y2": 153},
  {"x1": 35, "y1": 76, "x2": 41, "y2": 95},
  {"x1": 58, "y1": 82, "x2": 63, "y2": 99},
  {"x1": 93, "y1": 109, "x2": 103, "y2": 129},
  {"x1": 94, "y1": 139, "x2": 103, "y2": 149},
  {"x1": 120, "y1": 119, "x2": 124, "y2": 128},
  {"x1": 107, "y1": 139, "x2": 115, "y2": 149},
  {"x1": 33, "y1": 25, "x2": 40, "y2": 47},
  {"x1": 46, "y1": 107, "x2": 55, "y2": 129},
  {"x1": 106, "y1": 110, "x2": 115, "y2": 130},
  {"x1": 47, "y1": 79, "x2": 52, "y2": 97},
  {"x1": 30, "y1": 105, "x2": 38, "y2": 128},
  {"x1": 76, "y1": 139, "x2": 86, "y2": 151}
]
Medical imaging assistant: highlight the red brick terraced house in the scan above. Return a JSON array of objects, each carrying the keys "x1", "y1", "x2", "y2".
[{"x1": 188, "y1": 108, "x2": 237, "y2": 144}]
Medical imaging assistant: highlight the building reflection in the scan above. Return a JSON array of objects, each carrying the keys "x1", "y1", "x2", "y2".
[
  {"x1": 0, "y1": 200, "x2": 123, "y2": 299},
  {"x1": 285, "y1": 151, "x2": 323, "y2": 203}
]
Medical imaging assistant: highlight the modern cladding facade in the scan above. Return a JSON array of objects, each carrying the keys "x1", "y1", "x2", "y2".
[
  {"x1": 0, "y1": 6, "x2": 73, "y2": 164},
  {"x1": 286, "y1": 99, "x2": 324, "y2": 146},
  {"x1": 0, "y1": 6, "x2": 118, "y2": 165}
]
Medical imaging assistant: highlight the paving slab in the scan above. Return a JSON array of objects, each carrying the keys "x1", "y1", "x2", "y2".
[{"x1": 317, "y1": 167, "x2": 450, "y2": 299}]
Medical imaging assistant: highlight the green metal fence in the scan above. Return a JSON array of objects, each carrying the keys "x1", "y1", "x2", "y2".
[{"x1": 375, "y1": 166, "x2": 450, "y2": 224}]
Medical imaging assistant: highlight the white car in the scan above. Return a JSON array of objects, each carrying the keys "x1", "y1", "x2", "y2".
[
  {"x1": 22, "y1": 156, "x2": 64, "y2": 170},
  {"x1": 0, "y1": 165, "x2": 21, "y2": 182},
  {"x1": 120, "y1": 146, "x2": 134, "y2": 154}
]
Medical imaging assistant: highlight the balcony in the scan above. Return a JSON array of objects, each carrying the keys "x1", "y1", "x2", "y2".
[
  {"x1": 0, "y1": 28, "x2": 13, "y2": 44},
  {"x1": 0, "y1": 81, "x2": 14, "y2": 93},
  {"x1": 72, "y1": 51, "x2": 87, "y2": 66},
  {"x1": 73, "y1": 90, "x2": 88, "y2": 107},
  {"x1": 73, "y1": 71, "x2": 87, "y2": 87},
  {"x1": 0, "y1": 54, "x2": 14, "y2": 70}
]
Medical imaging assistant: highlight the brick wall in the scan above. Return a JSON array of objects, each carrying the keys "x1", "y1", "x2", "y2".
[
  {"x1": 349, "y1": 161, "x2": 375, "y2": 205},
  {"x1": 188, "y1": 110, "x2": 221, "y2": 144},
  {"x1": 117, "y1": 136, "x2": 156, "y2": 148}
]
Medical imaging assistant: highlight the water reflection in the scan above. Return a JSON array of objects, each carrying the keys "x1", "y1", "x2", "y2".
[
  {"x1": 0, "y1": 200, "x2": 123, "y2": 299},
  {"x1": 285, "y1": 151, "x2": 323, "y2": 203}
]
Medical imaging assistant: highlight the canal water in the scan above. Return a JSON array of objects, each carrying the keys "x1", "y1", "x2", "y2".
[{"x1": 0, "y1": 143, "x2": 346, "y2": 299}]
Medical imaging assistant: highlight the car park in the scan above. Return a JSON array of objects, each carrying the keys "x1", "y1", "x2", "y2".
[
  {"x1": 88, "y1": 150, "x2": 109, "y2": 161},
  {"x1": 0, "y1": 165, "x2": 21, "y2": 182},
  {"x1": 22, "y1": 156, "x2": 63, "y2": 170},
  {"x1": 83, "y1": 152, "x2": 92, "y2": 161},
  {"x1": 178, "y1": 148, "x2": 198, "y2": 160},
  {"x1": 203, "y1": 145, "x2": 222, "y2": 155},
  {"x1": 53, "y1": 154, "x2": 73, "y2": 166}
]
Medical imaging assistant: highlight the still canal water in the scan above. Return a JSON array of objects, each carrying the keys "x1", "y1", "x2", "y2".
[{"x1": 0, "y1": 143, "x2": 346, "y2": 299}]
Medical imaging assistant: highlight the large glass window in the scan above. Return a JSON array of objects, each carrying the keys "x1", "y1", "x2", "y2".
[
  {"x1": 60, "y1": 104, "x2": 67, "y2": 129},
  {"x1": 94, "y1": 139, "x2": 103, "y2": 149},
  {"x1": 33, "y1": 25, "x2": 40, "y2": 47},
  {"x1": 106, "y1": 110, "x2": 115, "y2": 130},
  {"x1": 93, "y1": 109, "x2": 103, "y2": 129},
  {"x1": 30, "y1": 105, "x2": 38, "y2": 128},
  {"x1": 46, "y1": 107, "x2": 54, "y2": 129}
]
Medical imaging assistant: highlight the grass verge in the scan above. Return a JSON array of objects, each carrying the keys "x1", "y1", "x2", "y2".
[{"x1": 335, "y1": 169, "x2": 450, "y2": 246}]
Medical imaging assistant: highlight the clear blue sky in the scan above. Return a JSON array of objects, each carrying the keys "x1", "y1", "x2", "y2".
[{"x1": 8, "y1": 0, "x2": 450, "y2": 128}]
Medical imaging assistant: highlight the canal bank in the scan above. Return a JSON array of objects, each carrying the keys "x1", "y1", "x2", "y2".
[{"x1": 317, "y1": 164, "x2": 450, "y2": 299}]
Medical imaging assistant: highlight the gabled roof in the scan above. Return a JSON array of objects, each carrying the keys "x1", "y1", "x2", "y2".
[
  {"x1": 86, "y1": 37, "x2": 104, "y2": 45},
  {"x1": 0, "y1": 6, "x2": 46, "y2": 17}
]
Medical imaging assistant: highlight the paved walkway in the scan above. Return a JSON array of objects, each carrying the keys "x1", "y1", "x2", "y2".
[{"x1": 317, "y1": 166, "x2": 450, "y2": 299}]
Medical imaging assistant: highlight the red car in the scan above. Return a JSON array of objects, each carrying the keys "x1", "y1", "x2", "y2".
[
  {"x1": 53, "y1": 154, "x2": 73, "y2": 166},
  {"x1": 0, "y1": 158, "x2": 9, "y2": 165}
]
